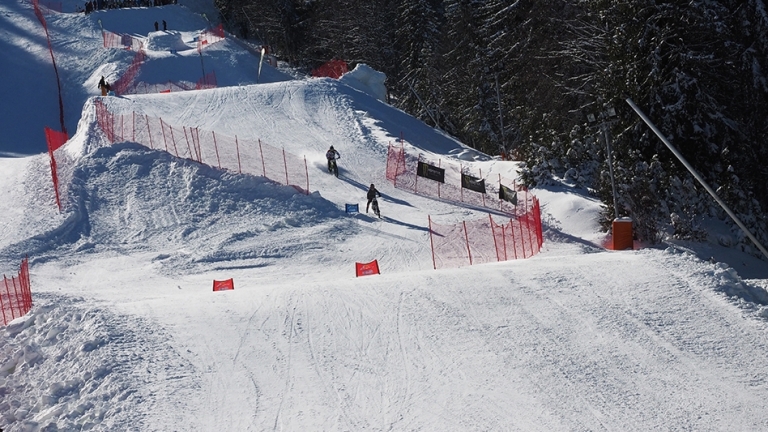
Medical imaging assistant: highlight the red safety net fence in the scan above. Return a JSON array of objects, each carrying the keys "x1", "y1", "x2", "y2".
[
  {"x1": 428, "y1": 198, "x2": 543, "y2": 270},
  {"x1": 128, "y1": 72, "x2": 218, "y2": 94},
  {"x1": 1, "y1": 258, "x2": 33, "y2": 326},
  {"x1": 387, "y1": 142, "x2": 524, "y2": 216},
  {"x1": 312, "y1": 59, "x2": 348, "y2": 79},
  {"x1": 197, "y1": 24, "x2": 225, "y2": 51},
  {"x1": 103, "y1": 30, "x2": 144, "y2": 51},
  {"x1": 30, "y1": 0, "x2": 67, "y2": 133},
  {"x1": 104, "y1": 28, "x2": 217, "y2": 95},
  {"x1": 45, "y1": 127, "x2": 69, "y2": 211},
  {"x1": 94, "y1": 100, "x2": 310, "y2": 194},
  {"x1": 112, "y1": 49, "x2": 146, "y2": 95}
]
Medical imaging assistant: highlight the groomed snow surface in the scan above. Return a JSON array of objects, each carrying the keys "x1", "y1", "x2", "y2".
[{"x1": 2, "y1": 1, "x2": 768, "y2": 431}]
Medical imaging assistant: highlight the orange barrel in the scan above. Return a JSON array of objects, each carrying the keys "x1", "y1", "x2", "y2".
[{"x1": 612, "y1": 218, "x2": 634, "y2": 250}]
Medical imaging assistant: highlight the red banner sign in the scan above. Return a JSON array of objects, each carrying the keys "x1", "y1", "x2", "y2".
[
  {"x1": 212, "y1": 278, "x2": 234, "y2": 291},
  {"x1": 355, "y1": 260, "x2": 380, "y2": 277}
]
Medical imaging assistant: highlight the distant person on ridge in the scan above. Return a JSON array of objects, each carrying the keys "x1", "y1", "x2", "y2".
[
  {"x1": 154, "y1": 21, "x2": 159, "y2": 31},
  {"x1": 366, "y1": 184, "x2": 381, "y2": 213},
  {"x1": 98, "y1": 76, "x2": 108, "y2": 96},
  {"x1": 326, "y1": 145, "x2": 340, "y2": 173},
  {"x1": 163, "y1": 20, "x2": 167, "y2": 31}
]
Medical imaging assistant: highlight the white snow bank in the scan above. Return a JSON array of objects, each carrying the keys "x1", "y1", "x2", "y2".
[
  {"x1": 340, "y1": 63, "x2": 387, "y2": 103},
  {"x1": 145, "y1": 30, "x2": 194, "y2": 52}
]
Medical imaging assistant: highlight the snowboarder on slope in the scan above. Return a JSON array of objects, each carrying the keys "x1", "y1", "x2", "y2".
[
  {"x1": 326, "y1": 145, "x2": 340, "y2": 173},
  {"x1": 366, "y1": 184, "x2": 381, "y2": 213}
]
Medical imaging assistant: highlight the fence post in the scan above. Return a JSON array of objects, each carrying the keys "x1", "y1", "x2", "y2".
[
  {"x1": 501, "y1": 223, "x2": 509, "y2": 260},
  {"x1": 534, "y1": 198, "x2": 543, "y2": 249},
  {"x1": 159, "y1": 118, "x2": 169, "y2": 152},
  {"x1": 1, "y1": 276, "x2": 8, "y2": 324},
  {"x1": 146, "y1": 115, "x2": 154, "y2": 149},
  {"x1": 428, "y1": 216, "x2": 437, "y2": 270},
  {"x1": 258, "y1": 139, "x2": 266, "y2": 177},
  {"x1": 212, "y1": 130, "x2": 221, "y2": 169},
  {"x1": 304, "y1": 156, "x2": 309, "y2": 194},
  {"x1": 159, "y1": 118, "x2": 168, "y2": 151},
  {"x1": 282, "y1": 149, "x2": 289, "y2": 185},
  {"x1": 11, "y1": 276, "x2": 21, "y2": 319},
  {"x1": 183, "y1": 126, "x2": 194, "y2": 162},
  {"x1": 19, "y1": 259, "x2": 28, "y2": 311},
  {"x1": 132, "y1": 111, "x2": 135, "y2": 143},
  {"x1": 518, "y1": 213, "x2": 526, "y2": 258},
  {"x1": 463, "y1": 221, "x2": 472, "y2": 266},
  {"x1": 169, "y1": 125, "x2": 179, "y2": 157},
  {"x1": 393, "y1": 144, "x2": 401, "y2": 189},
  {"x1": 490, "y1": 214, "x2": 501, "y2": 262},
  {"x1": 194, "y1": 128, "x2": 205, "y2": 163},
  {"x1": 235, "y1": 135, "x2": 242, "y2": 174},
  {"x1": 525, "y1": 194, "x2": 536, "y2": 257}
]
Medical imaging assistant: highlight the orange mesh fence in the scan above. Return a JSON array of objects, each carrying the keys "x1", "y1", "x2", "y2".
[
  {"x1": 103, "y1": 26, "x2": 215, "y2": 95},
  {"x1": 1, "y1": 258, "x2": 33, "y2": 326},
  {"x1": 428, "y1": 198, "x2": 543, "y2": 270},
  {"x1": 387, "y1": 143, "x2": 519, "y2": 216},
  {"x1": 94, "y1": 100, "x2": 309, "y2": 194},
  {"x1": 31, "y1": 0, "x2": 66, "y2": 133},
  {"x1": 197, "y1": 24, "x2": 225, "y2": 51},
  {"x1": 45, "y1": 127, "x2": 68, "y2": 211},
  {"x1": 112, "y1": 50, "x2": 146, "y2": 95},
  {"x1": 103, "y1": 30, "x2": 143, "y2": 51},
  {"x1": 121, "y1": 72, "x2": 217, "y2": 95},
  {"x1": 196, "y1": 71, "x2": 217, "y2": 90},
  {"x1": 312, "y1": 59, "x2": 348, "y2": 79}
]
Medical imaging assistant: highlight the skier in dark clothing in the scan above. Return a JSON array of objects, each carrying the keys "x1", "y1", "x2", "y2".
[
  {"x1": 366, "y1": 184, "x2": 381, "y2": 213},
  {"x1": 326, "y1": 145, "x2": 340, "y2": 173},
  {"x1": 163, "y1": 20, "x2": 167, "y2": 31},
  {"x1": 154, "y1": 21, "x2": 159, "y2": 31}
]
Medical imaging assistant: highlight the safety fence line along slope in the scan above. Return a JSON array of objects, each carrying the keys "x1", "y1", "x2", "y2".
[
  {"x1": 387, "y1": 143, "x2": 522, "y2": 217},
  {"x1": 92, "y1": 99, "x2": 309, "y2": 194},
  {"x1": 1, "y1": 257, "x2": 32, "y2": 326},
  {"x1": 428, "y1": 203, "x2": 543, "y2": 270}
]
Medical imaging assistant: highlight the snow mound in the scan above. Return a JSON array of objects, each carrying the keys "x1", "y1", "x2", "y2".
[
  {"x1": 46, "y1": 139, "x2": 348, "y2": 275},
  {"x1": 145, "y1": 30, "x2": 193, "y2": 52},
  {"x1": 340, "y1": 63, "x2": 387, "y2": 102},
  {"x1": 0, "y1": 293, "x2": 198, "y2": 431}
]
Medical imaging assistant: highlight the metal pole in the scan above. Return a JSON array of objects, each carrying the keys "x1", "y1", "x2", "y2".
[
  {"x1": 407, "y1": 81, "x2": 440, "y2": 130},
  {"x1": 626, "y1": 98, "x2": 768, "y2": 261},
  {"x1": 602, "y1": 122, "x2": 620, "y2": 220}
]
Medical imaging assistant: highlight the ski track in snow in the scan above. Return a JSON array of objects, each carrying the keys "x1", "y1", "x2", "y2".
[{"x1": 2, "y1": 1, "x2": 768, "y2": 431}]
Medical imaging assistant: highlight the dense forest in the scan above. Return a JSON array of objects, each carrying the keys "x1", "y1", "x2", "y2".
[{"x1": 213, "y1": 0, "x2": 768, "y2": 258}]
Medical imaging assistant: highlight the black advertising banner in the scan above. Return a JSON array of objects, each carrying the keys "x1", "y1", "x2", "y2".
[
  {"x1": 499, "y1": 184, "x2": 518, "y2": 205},
  {"x1": 461, "y1": 174, "x2": 486, "y2": 193},
  {"x1": 417, "y1": 161, "x2": 445, "y2": 183}
]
